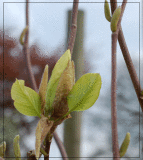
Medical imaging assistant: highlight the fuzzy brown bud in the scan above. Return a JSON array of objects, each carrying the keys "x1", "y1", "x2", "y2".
[{"x1": 51, "y1": 60, "x2": 75, "y2": 120}]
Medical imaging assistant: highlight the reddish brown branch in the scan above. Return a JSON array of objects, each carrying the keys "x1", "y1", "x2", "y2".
[
  {"x1": 67, "y1": 0, "x2": 79, "y2": 56},
  {"x1": 118, "y1": 30, "x2": 143, "y2": 111},
  {"x1": 111, "y1": 1, "x2": 127, "y2": 159},
  {"x1": 23, "y1": 0, "x2": 38, "y2": 92},
  {"x1": 44, "y1": 120, "x2": 69, "y2": 160},
  {"x1": 110, "y1": 0, "x2": 143, "y2": 112},
  {"x1": 111, "y1": 33, "x2": 119, "y2": 159},
  {"x1": 24, "y1": 1, "x2": 37, "y2": 159}
]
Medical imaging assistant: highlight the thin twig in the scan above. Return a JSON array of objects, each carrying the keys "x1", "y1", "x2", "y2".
[
  {"x1": 23, "y1": 1, "x2": 68, "y2": 160},
  {"x1": 54, "y1": 132, "x2": 68, "y2": 160},
  {"x1": 110, "y1": 0, "x2": 143, "y2": 112},
  {"x1": 67, "y1": 0, "x2": 79, "y2": 56},
  {"x1": 111, "y1": 1, "x2": 127, "y2": 159},
  {"x1": 24, "y1": 1, "x2": 37, "y2": 158},
  {"x1": 111, "y1": 33, "x2": 119, "y2": 160},
  {"x1": 23, "y1": 0, "x2": 38, "y2": 93}
]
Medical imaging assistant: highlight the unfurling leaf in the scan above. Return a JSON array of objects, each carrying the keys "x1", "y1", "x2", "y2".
[
  {"x1": 13, "y1": 135, "x2": 21, "y2": 160},
  {"x1": 0, "y1": 141, "x2": 6, "y2": 158},
  {"x1": 104, "y1": 0, "x2": 111, "y2": 22},
  {"x1": 35, "y1": 116, "x2": 54, "y2": 160},
  {"x1": 19, "y1": 26, "x2": 28, "y2": 45},
  {"x1": 119, "y1": 132, "x2": 131, "y2": 157},
  {"x1": 11, "y1": 79, "x2": 41, "y2": 117},
  {"x1": 111, "y1": 6, "x2": 121, "y2": 32},
  {"x1": 51, "y1": 60, "x2": 75, "y2": 119},
  {"x1": 45, "y1": 49, "x2": 71, "y2": 115},
  {"x1": 67, "y1": 73, "x2": 102, "y2": 112},
  {"x1": 39, "y1": 65, "x2": 48, "y2": 113}
]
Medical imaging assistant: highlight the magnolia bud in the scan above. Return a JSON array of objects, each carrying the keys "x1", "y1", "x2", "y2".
[
  {"x1": 51, "y1": 60, "x2": 75, "y2": 119},
  {"x1": 104, "y1": 0, "x2": 111, "y2": 22},
  {"x1": 119, "y1": 132, "x2": 131, "y2": 157},
  {"x1": 45, "y1": 49, "x2": 71, "y2": 116},
  {"x1": 111, "y1": 6, "x2": 121, "y2": 32},
  {"x1": 19, "y1": 26, "x2": 28, "y2": 45}
]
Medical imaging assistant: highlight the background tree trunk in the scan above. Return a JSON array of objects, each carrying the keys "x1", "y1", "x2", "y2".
[{"x1": 64, "y1": 10, "x2": 84, "y2": 159}]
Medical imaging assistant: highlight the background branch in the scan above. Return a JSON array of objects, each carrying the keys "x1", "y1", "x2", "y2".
[
  {"x1": 111, "y1": 0, "x2": 127, "y2": 159},
  {"x1": 24, "y1": 1, "x2": 38, "y2": 158},
  {"x1": 54, "y1": 132, "x2": 68, "y2": 160},
  {"x1": 23, "y1": 0, "x2": 38, "y2": 93},
  {"x1": 67, "y1": 0, "x2": 79, "y2": 56},
  {"x1": 111, "y1": 33, "x2": 119, "y2": 160},
  {"x1": 110, "y1": 0, "x2": 143, "y2": 112}
]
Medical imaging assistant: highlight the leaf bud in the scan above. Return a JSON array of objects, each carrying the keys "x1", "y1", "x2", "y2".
[
  {"x1": 13, "y1": 135, "x2": 21, "y2": 160},
  {"x1": 51, "y1": 60, "x2": 75, "y2": 120},
  {"x1": 45, "y1": 49, "x2": 71, "y2": 116},
  {"x1": 119, "y1": 132, "x2": 131, "y2": 157},
  {"x1": 104, "y1": 0, "x2": 111, "y2": 22},
  {"x1": 110, "y1": 6, "x2": 121, "y2": 32},
  {"x1": 19, "y1": 26, "x2": 28, "y2": 45}
]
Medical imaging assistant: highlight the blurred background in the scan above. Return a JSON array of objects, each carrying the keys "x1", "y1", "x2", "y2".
[{"x1": 0, "y1": 0, "x2": 142, "y2": 159}]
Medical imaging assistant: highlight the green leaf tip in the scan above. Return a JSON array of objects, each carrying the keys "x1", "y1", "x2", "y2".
[
  {"x1": 45, "y1": 49, "x2": 71, "y2": 115},
  {"x1": 0, "y1": 141, "x2": 6, "y2": 158},
  {"x1": 19, "y1": 26, "x2": 28, "y2": 45},
  {"x1": 13, "y1": 135, "x2": 21, "y2": 160},
  {"x1": 39, "y1": 64, "x2": 49, "y2": 113},
  {"x1": 111, "y1": 6, "x2": 121, "y2": 32},
  {"x1": 67, "y1": 73, "x2": 102, "y2": 112},
  {"x1": 104, "y1": 0, "x2": 111, "y2": 22},
  {"x1": 119, "y1": 132, "x2": 131, "y2": 158},
  {"x1": 11, "y1": 79, "x2": 41, "y2": 117}
]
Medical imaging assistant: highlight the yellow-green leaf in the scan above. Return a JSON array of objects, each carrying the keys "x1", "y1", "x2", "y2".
[
  {"x1": 67, "y1": 73, "x2": 102, "y2": 112},
  {"x1": 45, "y1": 49, "x2": 71, "y2": 114},
  {"x1": 119, "y1": 132, "x2": 131, "y2": 157},
  {"x1": 13, "y1": 135, "x2": 21, "y2": 160},
  {"x1": 11, "y1": 79, "x2": 41, "y2": 117}
]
